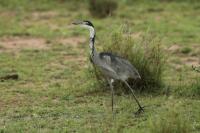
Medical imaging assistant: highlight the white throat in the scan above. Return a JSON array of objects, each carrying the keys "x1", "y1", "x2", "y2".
[
  {"x1": 81, "y1": 25, "x2": 96, "y2": 56},
  {"x1": 82, "y1": 25, "x2": 95, "y2": 38}
]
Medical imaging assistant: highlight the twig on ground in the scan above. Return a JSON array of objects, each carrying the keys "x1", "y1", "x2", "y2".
[{"x1": 0, "y1": 74, "x2": 19, "y2": 81}]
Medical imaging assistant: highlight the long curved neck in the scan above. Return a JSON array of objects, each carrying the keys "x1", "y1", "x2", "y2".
[{"x1": 88, "y1": 26, "x2": 96, "y2": 56}]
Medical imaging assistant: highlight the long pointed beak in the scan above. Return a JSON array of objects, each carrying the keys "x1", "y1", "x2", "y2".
[{"x1": 72, "y1": 21, "x2": 83, "y2": 25}]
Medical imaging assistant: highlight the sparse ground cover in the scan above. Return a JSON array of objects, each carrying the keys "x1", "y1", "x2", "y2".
[{"x1": 0, "y1": 0, "x2": 200, "y2": 132}]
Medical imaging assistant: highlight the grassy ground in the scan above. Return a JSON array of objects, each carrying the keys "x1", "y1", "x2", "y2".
[{"x1": 0, "y1": 0, "x2": 200, "y2": 132}]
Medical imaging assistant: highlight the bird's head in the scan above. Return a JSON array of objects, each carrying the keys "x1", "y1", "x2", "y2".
[
  {"x1": 72, "y1": 20, "x2": 95, "y2": 38},
  {"x1": 72, "y1": 20, "x2": 94, "y2": 29}
]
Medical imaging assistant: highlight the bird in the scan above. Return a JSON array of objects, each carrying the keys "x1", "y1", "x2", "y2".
[{"x1": 72, "y1": 20, "x2": 144, "y2": 114}]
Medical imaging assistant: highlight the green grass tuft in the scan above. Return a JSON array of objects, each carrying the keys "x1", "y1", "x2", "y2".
[
  {"x1": 88, "y1": 0, "x2": 118, "y2": 18},
  {"x1": 181, "y1": 47, "x2": 192, "y2": 54}
]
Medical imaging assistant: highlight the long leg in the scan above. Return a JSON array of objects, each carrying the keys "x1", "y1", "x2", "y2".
[
  {"x1": 107, "y1": 79, "x2": 114, "y2": 112},
  {"x1": 123, "y1": 80, "x2": 144, "y2": 113}
]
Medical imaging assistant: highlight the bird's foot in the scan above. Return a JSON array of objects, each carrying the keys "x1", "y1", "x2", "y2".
[{"x1": 134, "y1": 106, "x2": 144, "y2": 116}]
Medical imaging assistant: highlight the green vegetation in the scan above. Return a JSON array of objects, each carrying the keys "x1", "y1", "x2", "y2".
[
  {"x1": 101, "y1": 28, "x2": 165, "y2": 91},
  {"x1": 88, "y1": 0, "x2": 118, "y2": 18},
  {"x1": 0, "y1": 0, "x2": 200, "y2": 132},
  {"x1": 181, "y1": 46, "x2": 192, "y2": 54},
  {"x1": 176, "y1": 75, "x2": 200, "y2": 97},
  {"x1": 149, "y1": 104, "x2": 192, "y2": 133}
]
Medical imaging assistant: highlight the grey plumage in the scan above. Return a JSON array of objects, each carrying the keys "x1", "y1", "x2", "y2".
[
  {"x1": 98, "y1": 52, "x2": 141, "y2": 80},
  {"x1": 73, "y1": 20, "x2": 144, "y2": 114}
]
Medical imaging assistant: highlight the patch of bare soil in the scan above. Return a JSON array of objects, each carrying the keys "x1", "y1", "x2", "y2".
[
  {"x1": 167, "y1": 44, "x2": 181, "y2": 53},
  {"x1": 181, "y1": 56, "x2": 200, "y2": 66},
  {"x1": 167, "y1": 44, "x2": 200, "y2": 68},
  {"x1": 57, "y1": 36, "x2": 86, "y2": 47},
  {"x1": 31, "y1": 11, "x2": 59, "y2": 20},
  {"x1": 0, "y1": 11, "x2": 16, "y2": 17},
  {"x1": 0, "y1": 37, "x2": 48, "y2": 52},
  {"x1": 22, "y1": 11, "x2": 60, "y2": 29},
  {"x1": 0, "y1": 100, "x2": 5, "y2": 111},
  {"x1": 131, "y1": 32, "x2": 142, "y2": 39},
  {"x1": 155, "y1": 16, "x2": 161, "y2": 21}
]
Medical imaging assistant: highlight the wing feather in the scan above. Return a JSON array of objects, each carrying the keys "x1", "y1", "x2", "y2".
[{"x1": 98, "y1": 52, "x2": 140, "y2": 80}]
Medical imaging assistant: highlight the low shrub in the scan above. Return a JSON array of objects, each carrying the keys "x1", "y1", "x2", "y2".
[
  {"x1": 88, "y1": 0, "x2": 118, "y2": 18},
  {"x1": 181, "y1": 47, "x2": 192, "y2": 54}
]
